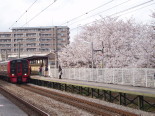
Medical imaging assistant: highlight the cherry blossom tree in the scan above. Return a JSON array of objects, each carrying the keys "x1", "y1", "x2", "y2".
[{"x1": 59, "y1": 17, "x2": 155, "y2": 68}]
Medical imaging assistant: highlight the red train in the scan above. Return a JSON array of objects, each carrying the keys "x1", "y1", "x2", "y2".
[{"x1": 0, "y1": 59, "x2": 30, "y2": 83}]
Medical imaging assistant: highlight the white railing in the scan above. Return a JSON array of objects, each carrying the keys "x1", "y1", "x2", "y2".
[{"x1": 49, "y1": 68, "x2": 155, "y2": 88}]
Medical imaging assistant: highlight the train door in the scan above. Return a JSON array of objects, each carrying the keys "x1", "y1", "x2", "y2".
[{"x1": 16, "y1": 62, "x2": 22, "y2": 82}]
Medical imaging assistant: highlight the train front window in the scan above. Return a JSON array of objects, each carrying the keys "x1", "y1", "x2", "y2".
[
  {"x1": 10, "y1": 61, "x2": 16, "y2": 73},
  {"x1": 17, "y1": 63, "x2": 22, "y2": 73},
  {"x1": 11, "y1": 62, "x2": 16, "y2": 68},
  {"x1": 22, "y1": 60, "x2": 28, "y2": 68},
  {"x1": 23, "y1": 61, "x2": 28, "y2": 73}
]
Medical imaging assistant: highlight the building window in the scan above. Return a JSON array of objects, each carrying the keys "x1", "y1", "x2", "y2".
[
  {"x1": 26, "y1": 38, "x2": 36, "y2": 41},
  {"x1": 40, "y1": 34, "x2": 51, "y2": 37},
  {"x1": 14, "y1": 44, "x2": 23, "y2": 47},
  {"x1": 14, "y1": 34, "x2": 23, "y2": 37},
  {"x1": 39, "y1": 38, "x2": 51, "y2": 41},
  {"x1": 6, "y1": 44, "x2": 11, "y2": 47},
  {"x1": 27, "y1": 43, "x2": 36, "y2": 47},
  {"x1": 0, "y1": 44, "x2": 5, "y2": 47},
  {"x1": 14, "y1": 48, "x2": 23, "y2": 52},
  {"x1": 14, "y1": 38, "x2": 23, "y2": 42},
  {"x1": 26, "y1": 33, "x2": 36, "y2": 37},
  {"x1": 27, "y1": 48, "x2": 36, "y2": 51},
  {"x1": 0, "y1": 39, "x2": 11, "y2": 42},
  {"x1": 39, "y1": 43, "x2": 50, "y2": 46},
  {"x1": 0, "y1": 34, "x2": 11, "y2": 37},
  {"x1": 39, "y1": 48, "x2": 49, "y2": 51},
  {"x1": 1, "y1": 49, "x2": 6, "y2": 52},
  {"x1": 0, "y1": 44, "x2": 11, "y2": 47},
  {"x1": 6, "y1": 49, "x2": 11, "y2": 52},
  {"x1": 38, "y1": 28, "x2": 51, "y2": 31}
]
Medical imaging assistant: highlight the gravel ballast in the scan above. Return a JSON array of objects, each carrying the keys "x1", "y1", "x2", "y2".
[{"x1": 0, "y1": 80, "x2": 155, "y2": 116}]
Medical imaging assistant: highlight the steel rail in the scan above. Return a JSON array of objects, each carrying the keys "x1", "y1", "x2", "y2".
[
  {"x1": 0, "y1": 86, "x2": 49, "y2": 116},
  {"x1": 22, "y1": 85, "x2": 139, "y2": 116}
]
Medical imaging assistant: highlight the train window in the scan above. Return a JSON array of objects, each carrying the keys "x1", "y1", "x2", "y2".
[
  {"x1": 11, "y1": 64, "x2": 15, "y2": 68},
  {"x1": 12, "y1": 61, "x2": 15, "y2": 63},
  {"x1": 17, "y1": 63, "x2": 22, "y2": 73},
  {"x1": 17, "y1": 60, "x2": 21, "y2": 62},
  {"x1": 23, "y1": 62, "x2": 28, "y2": 68},
  {"x1": 11, "y1": 61, "x2": 16, "y2": 68},
  {"x1": 23, "y1": 61, "x2": 28, "y2": 73},
  {"x1": 11, "y1": 69, "x2": 15, "y2": 73}
]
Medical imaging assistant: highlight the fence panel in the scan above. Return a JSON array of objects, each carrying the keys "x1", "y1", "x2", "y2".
[
  {"x1": 122, "y1": 69, "x2": 133, "y2": 85},
  {"x1": 146, "y1": 69, "x2": 155, "y2": 87},
  {"x1": 133, "y1": 69, "x2": 146, "y2": 87},
  {"x1": 96, "y1": 69, "x2": 104, "y2": 83},
  {"x1": 113, "y1": 68, "x2": 122, "y2": 84},
  {"x1": 49, "y1": 68, "x2": 155, "y2": 88},
  {"x1": 103, "y1": 68, "x2": 113, "y2": 83}
]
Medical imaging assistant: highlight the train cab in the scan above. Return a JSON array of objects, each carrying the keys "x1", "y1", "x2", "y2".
[{"x1": 0, "y1": 59, "x2": 30, "y2": 83}]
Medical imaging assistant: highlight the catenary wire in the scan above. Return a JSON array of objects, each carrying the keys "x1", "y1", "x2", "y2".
[
  {"x1": 9, "y1": 0, "x2": 38, "y2": 29},
  {"x1": 22, "y1": 0, "x2": 57, "y2": 27},
  {"x1": 68, "y1": 0, "x2": 132, "y2": 26},
  {"x1": 70, "y1": 0, "x2": 154, "y2": 31},
  {"x1": 109, "y1": 0, "x2": 154, "y2": 17},
  {"x1": 61, "y1": 0, "x2": 115, "y2": 26},
  {"x1": 117, "y1": 2, "x2": 155, "y2": 18}
]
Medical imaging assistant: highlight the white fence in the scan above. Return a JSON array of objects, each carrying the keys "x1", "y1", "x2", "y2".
[{"x1": 49, "y1": 68, "x2": 155, "y2": 88}]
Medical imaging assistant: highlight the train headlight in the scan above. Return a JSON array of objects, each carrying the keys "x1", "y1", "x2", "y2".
[
  {"x1": 12, "y1": 74, "x2": 14, "y2": 76},
  {"x1": 24, "y1": 73, "x2": 27, "y2": 75}
]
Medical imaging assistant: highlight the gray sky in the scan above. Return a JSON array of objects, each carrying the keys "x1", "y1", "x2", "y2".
[{"x1": 0, "y1": 0, "x2": 155, "y2": 39}]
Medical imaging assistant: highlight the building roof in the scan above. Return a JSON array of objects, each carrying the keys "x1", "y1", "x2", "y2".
[{"x1": 7, "y1": 52, "x2": 55, "y2": 61}]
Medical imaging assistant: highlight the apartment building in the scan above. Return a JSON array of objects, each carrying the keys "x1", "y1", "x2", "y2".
[{"x1": 0, "y1": 26, "x2": 70, "y2": 55}]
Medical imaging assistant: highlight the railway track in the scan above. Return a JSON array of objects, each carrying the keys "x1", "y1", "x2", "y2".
[
  {"x1": 20, "y1": 84, "x2": 138, "y2": 116},
  {"x1": 0, "y1": 85, "x2": 49, "y2": 116}
]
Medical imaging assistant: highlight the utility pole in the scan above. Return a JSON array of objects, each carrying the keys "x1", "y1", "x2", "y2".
[
  {"x1": 91, "y1": 42, "x2": 94, "y2": 68},
  {"x1": 5, "y1": 49, "x2": 7, "y2": 61},
  {"x1": 93, "y1": 41, "x2": 104, "y2": 68},
  {"x1": 18, "y1": 42, "x2": 20, "y2": 58},
  {"x1": 101, "y1": 41, "x2": 104, "y2": 68}
]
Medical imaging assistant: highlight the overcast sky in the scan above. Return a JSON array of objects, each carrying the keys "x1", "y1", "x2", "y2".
[{"x1": 0, "y1": 0, "x2": 155, "y2": 39}]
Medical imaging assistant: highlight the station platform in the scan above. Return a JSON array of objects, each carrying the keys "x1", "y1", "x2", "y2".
[
  {"x1": 30, "y1": 75, "x2": 155, "y2": 112},
  {"x1": 30, "y1": 75, "x2": 155, "y2": 98},
  {"x1": 0, "y1": 93, "x2": 27, "y2": 116}
]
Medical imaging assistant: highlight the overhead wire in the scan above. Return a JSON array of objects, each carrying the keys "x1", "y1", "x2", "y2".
[
  {"x1": 117, "y1": 2, "x2": 155, "y2": 18},
  {"x1": 9, "y1": 0, "x2": 38, "y2": 29},
  {"x1": 70, "y1": 0, "x2": 154, "y2": 31},
  {"x1": 68, "y1": 0, "x2": 132, "y2": 26},
  {"x1": 109, "y1": 0, "x2": 154, "y2": 17},
  {"x1": 61, "y1": 0, "x2": 115, "y2": 25},
  {"x1": 22, "y1": 0, "x2": 57, "y2": 27}
]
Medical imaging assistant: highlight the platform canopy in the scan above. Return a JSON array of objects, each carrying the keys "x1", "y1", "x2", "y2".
[{"x1": 7, "y1": 52, "x2": 56, "y2": 61}]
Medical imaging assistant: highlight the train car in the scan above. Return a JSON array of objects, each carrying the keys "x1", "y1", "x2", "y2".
[{"x1": 0, "y1": 59, "x2": 30, "y2": 83}]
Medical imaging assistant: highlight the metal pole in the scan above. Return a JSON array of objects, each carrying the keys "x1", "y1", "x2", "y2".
[
  {"x1": 91, "y1": 42, "x2": 94, "y2": 80},
  {"x1": 18, "y1": 42, "x2": 20, "y2": 58},
  {"x1": 91, "y1": 42, "x2": 94, "y2": 68},
  {"x1": 55, "y1": 52, "x2": 57, "y2": 68},
  {"x1": 5, "y1": 49, "x2": 7, "y2": 61},
  {"x1": 16, "y1": 28, "x2": 17, "y2": 56},
  {"x1": 55, "y1": 26, "x2": 58, "y2": 68},
  {"x1": 102, "y1": 41, "x2": 104, "y2": 68},
  {"x1": 147, "y1": 54, "x2": 148, "y2": 68}
]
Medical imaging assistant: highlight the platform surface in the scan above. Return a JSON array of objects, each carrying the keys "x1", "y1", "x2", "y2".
[
  {"x1": 0, "y1": 93, "x2": 27, "y2": 116},
  {"x1": 31, "y1": 75, "x2": 155, "y2": 98}
]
